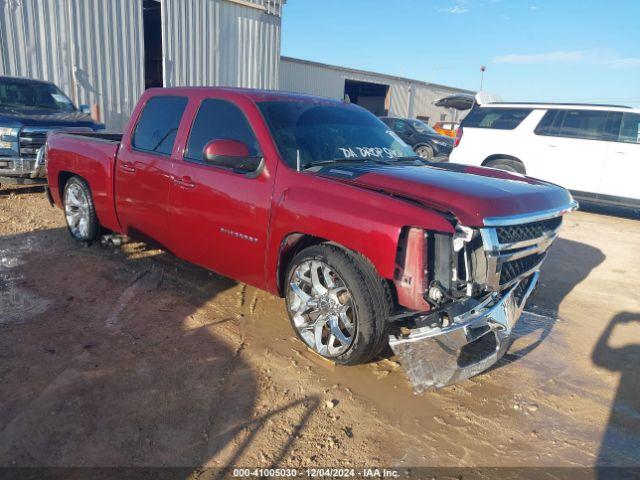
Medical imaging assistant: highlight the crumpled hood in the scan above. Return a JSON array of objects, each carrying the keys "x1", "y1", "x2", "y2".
[{"x1": 321, "y1": 162, "x2": 574, "y2": 226}]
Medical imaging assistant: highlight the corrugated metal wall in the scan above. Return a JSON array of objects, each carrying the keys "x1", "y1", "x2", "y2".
[
  {"x1": 0, "y1": 0, "x2": 284, "y2": 131},
  {"x1": 161, "y1": 0, "x2": 282, "y2": 90},
  {"x1": 280, "y1": 57, "x2": 472, "y2": 123},
  {"x1": 279, "y1": 57, "x2": 344, "y2": 98},
  {"x1": 0, "y1": 0, "x2": 145, "y2": 132},
  {"x1": 279, "y1": 58, "x2": 415, "y2": 117},
  {"x1": 412, "y1": 84, "x2": 463, "y2": 123},
  {"x1": 389, "y1": 82, "x2": 411, "y2": 118}
]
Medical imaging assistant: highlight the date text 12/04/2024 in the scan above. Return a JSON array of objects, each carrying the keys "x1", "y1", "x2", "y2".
[{"x1": 232, "y1": 468, "x2": 400, "y2": 477}]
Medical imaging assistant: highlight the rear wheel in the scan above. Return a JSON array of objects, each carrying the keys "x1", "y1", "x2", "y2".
[
  {"x1": 63, "y1": 176, "x2": 99, "y2": 243},
  {"x1": 415, "y1": 145, "x2": 434, "y2": 160},
  {"x1": 485, "y1": 158, "x2": 526, "y2": 174},
  {"x1": 285, "y1": 244, "x2": 391, "y2": 365}
]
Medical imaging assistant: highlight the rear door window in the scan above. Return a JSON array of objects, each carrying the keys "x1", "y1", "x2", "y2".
[
  {"x1": 461, "y1": 107, "x2": 532, "y2": 130},
  {"x1": 132, "y1": 96, "x2": 188, "y2": 155},
  {"x1": 603, "y1": 112, "x2": 623, "y2": 141},
  {"x1": 618, "y1": 112, "x2": 640, "y2": 144},
  {"x1": 556, "y1": 109, "x2": 609, "y2": 141}
]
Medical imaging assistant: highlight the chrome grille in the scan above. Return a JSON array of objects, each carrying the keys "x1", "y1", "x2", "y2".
[
  {"x1": 499, "y1": 252, "x2": 546, "y2": 285},
  {"x1": 479, "y1": 204, "x2": 577, "y2": 291},
  {"x1": 496, "y1": 217, "x2": 562, "y2": 245},
  {"x1": 19, "y1": 128, "x2": 48, "y2": 159}
]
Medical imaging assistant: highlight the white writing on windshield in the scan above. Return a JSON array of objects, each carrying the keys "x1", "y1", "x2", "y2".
[{"x1": 338, "y1": 147, "x2": 404, "y2": 159}]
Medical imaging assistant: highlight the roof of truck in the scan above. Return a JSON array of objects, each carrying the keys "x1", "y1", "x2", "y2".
[{"x1": 150, "y1": 86, "x2": 346, "y2": 104}]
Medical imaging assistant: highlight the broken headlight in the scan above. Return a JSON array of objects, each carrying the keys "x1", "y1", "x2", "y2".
[{"x1": 427, "y1": 225, "x2": 484, "y2": 305}]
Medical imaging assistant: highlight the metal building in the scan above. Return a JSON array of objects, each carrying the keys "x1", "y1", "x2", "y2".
[
  {"x1": 161, "y1": 0, "x2": 282, "y2": 89},
  {"x1": 0, "y1": 0, "x2": 284, "y2": 131},
  {"x1": 280, "y1": 56, "x2": 474, "y2": 124}
]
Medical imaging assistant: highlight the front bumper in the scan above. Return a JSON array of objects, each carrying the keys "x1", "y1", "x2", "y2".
[
  {"x1": 0, "y1": 157, "x2": 36, "y2": 177},
  {"x1": 389, "y1": 271, "x2": 538, "y2": 393},
  {"x1": 432, "y1": 143, "x2": 453, "y2": 157},
  {"x1": 0, "y1": 152, "x2": 46, "y2": 179}
]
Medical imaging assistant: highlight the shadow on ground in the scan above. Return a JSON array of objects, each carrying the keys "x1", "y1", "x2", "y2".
[
  {"x1": 0, "y1": 227, "x2": 318, "y2": 468},
  {"x1": 593, "y1": 312, "x2": 640, "y2": 471},
  {"x1": 0, "y1": 185, "x2": 46, "y2": 197},
  {"x1": 495, "y1": 236, "x2": 606, "y2": 366}
]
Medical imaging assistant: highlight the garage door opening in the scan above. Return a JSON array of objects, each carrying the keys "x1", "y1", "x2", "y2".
[
  {"x1": 344, "y1": 80, "x2": 389, "y2": 116},
  {"x1": 143, "y1": 0, "x2": 163, "y2": 89}
]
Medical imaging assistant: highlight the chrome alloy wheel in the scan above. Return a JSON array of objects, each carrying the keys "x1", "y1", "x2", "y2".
[
  {"x1": 288, "y1": 260, "x2": 357, "y2": 357},
  {"x1": 64, "y1": 182, "x2": 91, "y2": 239}
]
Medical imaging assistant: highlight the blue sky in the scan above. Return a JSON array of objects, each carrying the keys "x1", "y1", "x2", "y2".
[{"x1": 281, "y1": 0, "x2": 640, "y2": 107}]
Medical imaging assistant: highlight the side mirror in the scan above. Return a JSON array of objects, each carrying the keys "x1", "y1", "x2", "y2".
[
  {"x1": 79, "y1": 104, "x2": 91, "y2": 114},
  {"x1": 203, "y1": 139, "x2": 263, "y2": 176}
]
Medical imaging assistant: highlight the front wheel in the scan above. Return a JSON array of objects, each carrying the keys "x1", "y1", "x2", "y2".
[
  {"x1": 285, "y1": 244, "x2": 391, "y2": 365},
  {"x1": 415, "y1": 145, "x2": 434, "y2": 160},
  {"x1": 63, "y1": 176, "x2": 99, "y2": 243}
]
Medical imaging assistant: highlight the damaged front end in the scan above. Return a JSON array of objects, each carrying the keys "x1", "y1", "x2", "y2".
[{"x1": 390, "y1": 203, "x2": 577, "y2": 392}]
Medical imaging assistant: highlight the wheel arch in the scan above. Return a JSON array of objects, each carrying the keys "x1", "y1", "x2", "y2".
[
  {"x1": 275, "y1": 232, "x2": 392, "y2": 299},
  {"x1": 58, "y1": 173, "x2": 101, "y2": 243},
  {"x1": 57, "y1": 170, "x2": 120, "y2": 233},
  {"x1": 482, "y1": 154, "x2": 526, "y2": 173},
  {"x1": 413, "y1": 142, "x2": 434, "y2": 151},
  {"x1": 58, "y1": 171, "x2": 81, "y2": 202}
]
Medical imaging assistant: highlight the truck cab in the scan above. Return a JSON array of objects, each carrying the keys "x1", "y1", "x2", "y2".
[{"x1": 45, "y1": 87, "x2": 576, "y2": 391}]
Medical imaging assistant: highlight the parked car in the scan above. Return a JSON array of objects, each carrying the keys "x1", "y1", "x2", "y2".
[
  {"x1": 45, "y1": 87, "x2": 575, "y2": 391},
  {"x1": 449, "y1": 102, "x2": 640, "y2": 209},
  {"x1": 433, "y1": 121, "x2": 460, "y2": 138},
  {"x1": 0, "y1": 75, "x2": 104, "y2": 187},
  {"x1": 379, "y1": 116, "x2": 454, "y2": 160}
]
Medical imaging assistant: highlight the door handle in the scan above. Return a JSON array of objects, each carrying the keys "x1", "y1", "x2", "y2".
[
  {"x1": 547, "y1": 144, "x2": 558, "y2": 148},
  {"x1": 119, "y1": 163, "x2": 136, "y2": 173},
  {"x1": 172, "y1": 175, "x2": 196, "y2": 189}
]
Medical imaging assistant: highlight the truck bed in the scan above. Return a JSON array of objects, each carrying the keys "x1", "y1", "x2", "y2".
[
  {"x1": 46, "y1": 131, "x2": 122, "y2": 232},
  {"x1": 62, "y1": 132, "x2": 123, "y2": 143}
]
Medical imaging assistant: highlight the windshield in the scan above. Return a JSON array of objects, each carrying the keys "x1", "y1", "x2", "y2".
[
  {"x1": 0, "y1": 79, "x2": 76, "y2": 112},
  {"x1": 408, "y1": 119, "x2": 437, "y2": 135},
  {"x1": 258, "y1": 100, "x2": 416, "y2": 169}
]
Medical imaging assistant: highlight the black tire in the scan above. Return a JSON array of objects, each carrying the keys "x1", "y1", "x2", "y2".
[
  {"x1": 62, "y1": 176, "x2": 100, "y2": 244},
  {"x1": 415, "y1": 144, "x2": 434, "y2": 160},
  {"x1": 285, "y1": 244, "x2": 392, "y2": 365},
  {"x1": 485, "y1": 158, "x2": 526, "y2": 174}
]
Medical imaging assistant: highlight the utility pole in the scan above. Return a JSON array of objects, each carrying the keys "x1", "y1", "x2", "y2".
[{"x1": 480, "y1": 65, "x2": 486, "y2": 91}]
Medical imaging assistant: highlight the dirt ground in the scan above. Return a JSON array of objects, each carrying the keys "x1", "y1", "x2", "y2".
[{"x1": 1, "y1": 186, "x2": 639, "y2": 469}]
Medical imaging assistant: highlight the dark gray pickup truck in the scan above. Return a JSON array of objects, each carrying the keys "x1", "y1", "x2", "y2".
[{"x1": 0, "y1": 75, "x2": 104, "y2": 186}]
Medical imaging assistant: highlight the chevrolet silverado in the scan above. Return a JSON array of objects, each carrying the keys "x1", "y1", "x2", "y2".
[{"x1": 45, "y1": 88, "x2": 576, "y2": 392}]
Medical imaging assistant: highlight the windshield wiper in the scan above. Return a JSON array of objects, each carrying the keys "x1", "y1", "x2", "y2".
[
  {"x1": 302, "y1": 157, "x2": 394, "y2": 170},
  {"x1": 390, "y1": 155, "x2": 422, "y2": 161}
]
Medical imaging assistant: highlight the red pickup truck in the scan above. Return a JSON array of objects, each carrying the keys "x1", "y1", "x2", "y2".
[{"x1": 45, "y1": 87, "x2": 576, "y2": 391}]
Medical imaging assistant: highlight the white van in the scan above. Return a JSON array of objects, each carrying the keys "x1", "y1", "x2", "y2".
[{"x1": 448, "y1": 102, "x2": 640, "y2": 208}]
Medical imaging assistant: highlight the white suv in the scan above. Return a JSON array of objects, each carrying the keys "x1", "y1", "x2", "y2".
[{"x1": 449, "y1": 103, "x2": 640, "y2": 208}]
